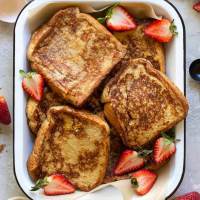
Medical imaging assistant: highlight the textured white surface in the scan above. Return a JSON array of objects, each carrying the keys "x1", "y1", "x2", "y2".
[{"x1": 0, "y1": 0, "x2": 200, "y2": 199}]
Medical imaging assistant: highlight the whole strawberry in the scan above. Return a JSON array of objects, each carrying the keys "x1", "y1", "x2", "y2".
[
  {"x1": 193, "y1": 2, "x2": 200, "y2": 12},
  {"x1": 175, "y1": 192, "x2": 200, "y2": 200},
  {"x1": 0, "y1": 96, "x2": 11, "y2": 125}
]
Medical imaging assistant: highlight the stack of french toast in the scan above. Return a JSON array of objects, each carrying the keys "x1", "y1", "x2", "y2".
[{"x1": 22, "y1": 5, "x2": 188, "y2": 196}]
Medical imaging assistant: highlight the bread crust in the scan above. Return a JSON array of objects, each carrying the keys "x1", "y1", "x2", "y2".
[
  {"x1": 102, "y1": 58, "x2": 188, "y2": 148},
  {"x1": 27, "y1": 7, "x2": 126, "y2": 107},
  {"x1": 114, "y1": 24, "x2": 165, "y2": 73},
  {"x1": 27, "y1": 105, "x2": 110, "y2": 191}
]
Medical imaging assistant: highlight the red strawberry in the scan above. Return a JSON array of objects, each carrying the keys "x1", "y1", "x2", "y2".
[
  {"x1": 193, "y1": 2, "x2": 200, "y2": 12},
  {"x1": 20, "y1": 70, "x2": 44, "y2": 101},
  {"x1": 0, "y1": 96, "x2": 11, "y2": 125},
  {"x1": 131, "y1": 169, "x2": 157, "y2": 196},
  {"x1": 114, "y1": 150, "x2": 145, "y2": 175},
  {"x1": 176, "y1": 192, "x2": 200, "y2": 200},
  {"x1": 31, "y1": 174, "x2": 75, "y2": 196},
  {"x1": 106, "y1": 6, "x2": 137, "y2": 31},
  {"x1": 153, "y1": 134, "x2": 176, "y2": 163},
  {"x1": 144, "y1": 19, "x2": 177, "y2": 43}
]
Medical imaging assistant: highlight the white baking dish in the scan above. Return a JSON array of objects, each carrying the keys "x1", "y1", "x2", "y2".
[{"x1": 14, "y1": 0, "x2": 186, "y2": 199}]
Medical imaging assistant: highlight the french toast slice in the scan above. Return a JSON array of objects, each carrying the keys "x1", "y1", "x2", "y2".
[
  {"x1": 26, "y1": 89, "x2": 65, "y2": 134},
  {"x1": 27, "y1": 106, "x2": 110, "y2": 191},
  {"x1": 102, "y1": 58, "x2": 188, "y2": 148},
  {"x1": 114, "y1": 24, "x2": 165, "y2": 73},
  {"x1": 27, "y1": 7, "x2": 126, "y2": 107}
]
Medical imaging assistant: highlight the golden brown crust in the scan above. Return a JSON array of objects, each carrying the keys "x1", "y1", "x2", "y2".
[
  {"x1": 28, "y1": 7, "x2": 126, "y2": 107},
  {"x1": 114, "y1": 24, "x2": 165, "y2": 73},
  {"x1": 27, "y1": 120, "x2": 49, "y2": 180},
  {"x1": 102, "y1": 58, "x2": 188, "y2": 148},
  {"x1": 27, "y1": 105, "x2": 110, "y2": 191}
]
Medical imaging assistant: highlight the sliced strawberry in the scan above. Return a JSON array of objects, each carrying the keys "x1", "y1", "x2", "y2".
[
  {"x1": 106, "y1": 6, "x2": 137, "y2": 31},
  {"x1": 31, "y1": 174, "x2": 75, "y2": 196},
  {"x1": 0, "y1": 96, "x2": 11, "y2": 125},
  {"x1": 44, "y1": 174, "x2": 75, "y2": 195},
  {"x1": 176, "y1": 192, "x2": 200, "y2": 200},
  {"x1": 131, "y1": 169, "x2": 157, "y2": 196},
  {"x1": 20, "y1": 70, "x2": 44, "y2": 101},
  {"x1": 193, "y1": 2, "x2": 200, "y2": 12},
  {"x1": 114, "y1": 150, "x2": 145, "y2": 175},
  {"x1": 144, "y1": 19, "x2": 177, "y2": 43},
  {"x1": 153, "y1": 134, "x2": 176, "y2": 163}
]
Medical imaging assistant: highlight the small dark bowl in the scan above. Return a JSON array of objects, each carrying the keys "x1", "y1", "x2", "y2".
[{"x1": 189, "y1": 59, "x2": 200, "y2": 81}]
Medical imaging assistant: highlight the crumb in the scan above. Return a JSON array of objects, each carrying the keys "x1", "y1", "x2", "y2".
[{"x1": 0, "y1": 144, "x2": 6, "y2": 153}]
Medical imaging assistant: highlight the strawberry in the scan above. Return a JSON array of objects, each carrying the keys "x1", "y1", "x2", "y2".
[
  {"x1": 193, "y1": 2, "x2": 200, "y2": 12},
  {"x1": 0, "y1": 96, "x2": 11, "y2": 125},
  {"x1": 98, "y1": 4, "x2": 136, "y2": 31},
  {"x1": 144, "y1": 19, "x2": 177, "y2": 43},
  {"x1": 31, "y1": 174, "x2": 75, "y2": 196},
  {"x1": 175, "y1": 192, "x2": 200, "y2": 200},
  {"x1": 20, "y1": 70, "x2": 44, "y2": 101},
  {"x1": 114, "y1": 150, "x2": 152, "y2": 175},
  {"x1": 131, "y1": 169, "x2": 157, "y2": 196},
  {"x1": 153, "y1": 133, "x2": 176, "y2": 163}
]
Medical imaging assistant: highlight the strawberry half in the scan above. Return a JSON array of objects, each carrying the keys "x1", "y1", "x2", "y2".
[
  {"x1": 144, "y1": 19, "x2": 177, "y2": 43},
  {"x1": 20, "y1": 70, "x2": 44, "y2": 101},
  {"x1": 176, "y1": 192, "x2": 200, "y2": 200},
  {"x1": 131, "y1": 169, "x2": 157, "y2": 196},
  {"x1": 153, "y1": 134, "x2": 176, "y2": 163},
  {"x1": 114, "y1": 150, "x2": 145, "y2": 175},
  {"x1": 193, "y1": 2, "x2": 200, "y2": 12},
  {"x1": 31, "y1": 174, "x2": 75, "y2": 196},
  {"x1": 0, "y1": 96, "x2": 11, "y2": 125},
  {"x1": 106, "y1": 6, "x2": 137, "y2": 31}
]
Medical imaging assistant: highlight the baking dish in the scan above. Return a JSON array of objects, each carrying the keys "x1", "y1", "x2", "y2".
[{"x1": 13, "y1": 0, "x2": 186, "y2": 199}]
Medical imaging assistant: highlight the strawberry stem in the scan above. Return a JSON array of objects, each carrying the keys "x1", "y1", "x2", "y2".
[
  {"x1": 131, "y1": 178, "x2": 139, "y2": 188},
  {"x1": 19, "y1": 69, "x2": 26, "y2": 77},
  {"x1": 19, "y1": 69, "x2": 36, "y2": 79},
  {"x1": 31, "y1": 177, "x2": 49, "y2": 191},
  {"x1": 170, "y1": 20, "x2": 178, "y2": 35},
  {"x1": 97, "y1": 3, "x2": 119, "y2": 24}
]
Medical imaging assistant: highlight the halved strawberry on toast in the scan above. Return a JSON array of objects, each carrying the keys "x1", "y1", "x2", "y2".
[
  {"x1": 144, "y1": 19, "x2": 177, "y2": 43},
  {"x1": 114, "y1": 149, "x2": 152, "y2": 175}
]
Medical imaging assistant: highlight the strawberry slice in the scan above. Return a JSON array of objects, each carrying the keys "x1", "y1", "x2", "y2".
[
  {"x1": 153, "y1": 134, "x2": 176, "y2": 163},
  {"x1": 176, "y1": 192, "x2": 200, "y2": 200},
  {"x1": 105, "y1": 5, "x2": 137, "y2": 31},
  {"x1": 20, "y1": 70, "x2": 44, "y2": 101},
  {"x1": 144, "y1": 19, "x2": 177, "y2": 43},
  {"x1": 31, "y1": 174, "x2": 75, "y2": 196},
  {"x1": 0, "y1": 96, "x2": 11, "y2": 125},
  {"x1": 193, "y1": 2, "x2": 200, "y2": 12},
  {"x1": 131, "y1": 169, "x2": 157, "y2": 195},
  {"x1": 114, "y1": 150, "x2": 146, "y2": 175}
]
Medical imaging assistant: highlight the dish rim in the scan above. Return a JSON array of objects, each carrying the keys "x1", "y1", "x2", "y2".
[{"x1": 13, "y1": 0, "x2": 186, "y2": 199}]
